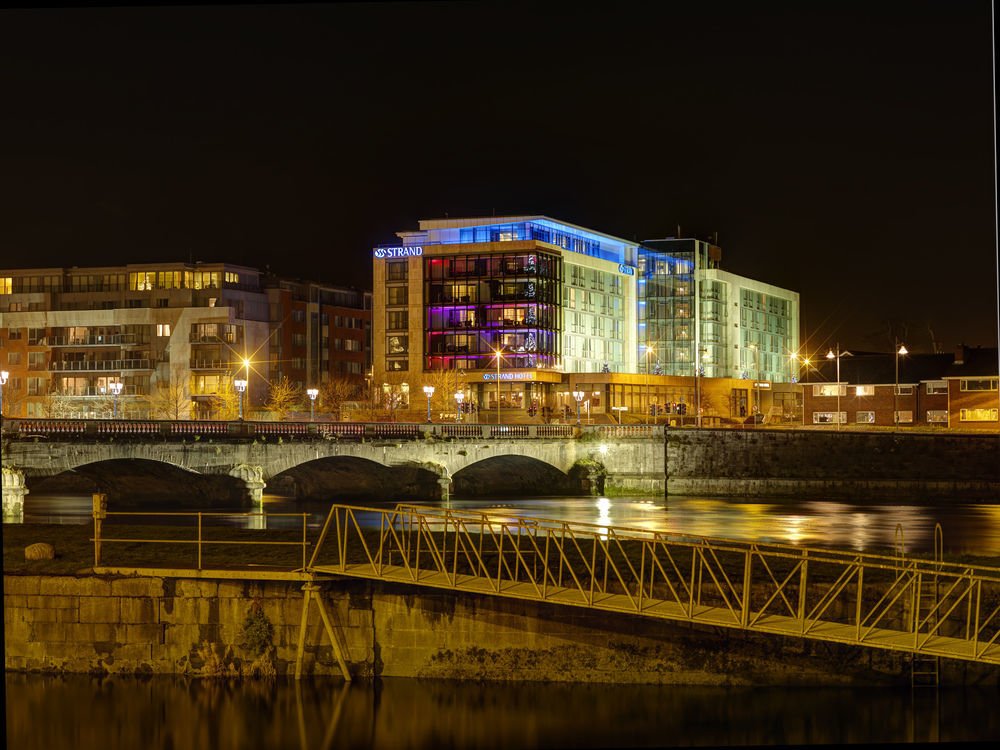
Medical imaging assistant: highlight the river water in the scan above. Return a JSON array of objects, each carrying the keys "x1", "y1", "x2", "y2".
[
  {"x1": 5, "y1": 673, "x2": 998, "y2": 748},
  {"x1": 10, "y1": 492, "x2": 1000, "y2": 747},
  {"x1": 18, "y1": 491, "x2": 1000, "y2": 556}
]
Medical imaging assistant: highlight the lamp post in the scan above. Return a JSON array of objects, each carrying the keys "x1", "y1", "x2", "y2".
[
  {"x1": 454, "y1": 390, "x2": 464, "y2": 423},
  {"x1": 748, "y1": 343, "x2": 761, "y2": 424},
  {"x1": 644, "y1": 346, "x2": 655, "y2": 425},
  {"x1": 572, "y1": 390, "x2": 585, "y2": 425},
  {"x1": 423, "y1": 385, "x2": 435, "y2": 423},
  {"x1": 826, "y1": 345, "x2": 842, "y2": 431},
  {"x1": 234, "y1": 378, "x2": 247, "y2": 421},
  {"x1": 109, "y1": 381, "x2": 123, "y2": 419},
  {"x1": 492, "y1": 347, "x2": 504, "y2": 426},
  {"x1": 696, "y1": 349, "x2": 709, "y2": 428},
  {"x1": 307, "y1": 388, "x2": 318, "y2": 422},
  {"x1": 0, "y1": 369, "x2": 8, "y2": 419},
  {"x1": 894, "y1": 341, "x2": 908, "y2": 431}
]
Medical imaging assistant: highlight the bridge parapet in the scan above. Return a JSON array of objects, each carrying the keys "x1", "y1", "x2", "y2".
[{"x1": 1, "y1": 418, "x2": 665, "y2": 442}]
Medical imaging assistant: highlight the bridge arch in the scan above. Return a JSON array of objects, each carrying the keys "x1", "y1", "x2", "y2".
[
  {"x1": 24, "y1": 458, "x2": 251, "y2": 509},
  {"x1": 267, "y1": 455, "x2": 447, "y2": 501},
  {"x1": 451, "y1": 455, "x2": 591, "y2": 497}
]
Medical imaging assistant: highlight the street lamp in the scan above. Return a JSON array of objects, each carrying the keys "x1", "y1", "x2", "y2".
[
  {"x1": 307, "y1": 388, "x2": 319, "y2": 422},
  {"x1": 748, "y1": 344, "x2": 761, "y2": 424},
  {"x1": 0, "y1": 370, "x2": 8, "y2": 418},
  {"x1": 696, "y1": 349, "x2": 709, "y2": 428},
  {"x1": 826, "y1": 345, "x2": 843, "y2": 431},
  {"x1": 454, "y1": 390, "x2": 464, "y2": 423},
  {"x1": 492, "y1": 347, "x2": 505, "y2": 425},
  {"x1": 644, "y1": 346, "x2": 655, "y2": 425},
  {"x1": 572, "y1": 390, "x2": 585, "y2": 425},
  {"x1": 894, "y1": 341, "x2": 908, "y2": 431},
  {"x1": 423, "y1": 385, "x2": 435, "y2": 423},
  {"x1": 109, "y1": 381, "x2": 123, "y2": 419},
  {"x1": 234, "y1": 378, "x2": 248, "y2": 421}
]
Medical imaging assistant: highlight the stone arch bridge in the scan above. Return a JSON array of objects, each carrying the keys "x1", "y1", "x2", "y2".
[{"x1": 1, "y1": 420, "x2": 665, "y2": 519}]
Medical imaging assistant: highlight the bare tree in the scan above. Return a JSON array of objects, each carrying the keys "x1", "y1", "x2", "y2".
[
  {"x1": 318, "y1": 376, "x2": 362, "y2": 420},
  {"x1": 376, "y1": 371, "x2": 410, "y2": 422},
  {"x1": 209, "y1": 376, "x2": 241, "y2": 421},
  {"x1": 147, "y1": 379, "x2": 189, "y2": 420},
  {"x1": 40, "y1": 386, "x2": 74, "y2": 418},
  {"x1": 416, "y1": 370, "x2": 462, "y2": 417},
  {"x1": 925, "y1": 321, "x2": 943, "y2": 354},
  {"x1": 264, "y1": 377, "x2": 303, "y2": 421}
]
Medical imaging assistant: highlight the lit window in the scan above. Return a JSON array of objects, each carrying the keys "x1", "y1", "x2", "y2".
[
  {"x1": 0, "y1": 277, "x2": 11, "y2": 294},
  {"x1": 961, "y1": 379, "x2": 998, "y2": 392},
  {"x1": 895, "y1": 385, "x2": 913, "y2": 395},
  {"x1": 856, "y1": 411, "x2": 875, "y2": 423},
  {"x1": 894, "y1": 410, "x2": 913, "y2": 424},
  {"x1": 156, "y1": 324, "x2": 171, "y2": 337},
  {"x1": 960, "y1": 408, "x2": 999, "y2": 421},
  {"x1": 855, "y1": 386, "x2": 874, "y2": 396},
  {"x1": 926, "y1": 381, "x2": 948, "y2": 395},
  {"x1": 813, "y1": 412, "x2": 846, "y2": 424},
  {"x1": 926, "y1": 410, "x2": 947, "y2": 423},
  {"x1": 812, "y1": 384, "x2": 844, "y2": 397}
]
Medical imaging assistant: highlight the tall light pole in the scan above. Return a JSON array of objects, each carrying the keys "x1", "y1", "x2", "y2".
[
  {"x1": 572, "y1": 390, "x2": 585, "y2": 425},
  {"x1": 423, "y1": 385, "x2": 435, "y2": 423},
  {"x1": 234, "y1": 378, "x2": 248, "y2": 421},
  {"x1": 748, "y1": 343, "x2": 760, "y2": 424},
  {"x1": 492, "y1": 347, "x2": 504, "y2": 425},
  {"x1": 644, "y1": 345, "x2": 655, "y2": 425},
  {"x1": 307, "y1": 388, "x2": 318, "y2": 421},
  {"x1": 1, "y1": 369, "x2": 9, "y2": 417},
  {"x1": 894, "y1": 341, "x2": 908, "y2": 431},
  {"x1": 454, "y1": 390, "x2": 464, "y2": 423},
  {"x1": 109, "y1": 380, "x2": 123, "y2": 419},
  {"x1": 696, "y1": 349, "x2": 709, "y2": 428},
  {"x1": 826, "y1": 345, "x2": 842, "y2": 431}
]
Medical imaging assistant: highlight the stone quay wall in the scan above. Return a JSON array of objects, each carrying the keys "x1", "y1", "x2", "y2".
[
  {"x1": 665, "y1": 430, "x2": 1000, "y2": 499},
  {"x1": 5, "y1": 573, "x2": 998, "y2": 686}
]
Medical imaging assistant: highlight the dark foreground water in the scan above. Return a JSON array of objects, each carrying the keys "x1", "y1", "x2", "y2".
[
  {"x1": 20, "y1": 492, "x2": 1000, "y2": 556},
  {"x1": 6, "y1": 673, "x2": 998, "y2": 748}
]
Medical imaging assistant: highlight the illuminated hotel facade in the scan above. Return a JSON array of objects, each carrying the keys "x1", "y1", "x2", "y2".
[{"x1": 373, "y1": 216, "x2": 800, "y2": 420}]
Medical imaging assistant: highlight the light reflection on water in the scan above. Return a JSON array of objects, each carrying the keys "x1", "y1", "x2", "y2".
[
  {"x1": 5, "y1": 673, "x2": 998, "y2": 749},
  {"x1": 19, "y1": 492, "x2": 1000, "y2": 556}
]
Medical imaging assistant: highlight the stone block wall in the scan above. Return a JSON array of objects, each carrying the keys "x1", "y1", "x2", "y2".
[{"x1": 7, "y1": 574, "x2": 998, "y2": 685}]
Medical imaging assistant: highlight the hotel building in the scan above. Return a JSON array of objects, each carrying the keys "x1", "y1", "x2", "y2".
[{"x1": 373, "y1": 216, "x2": 800, "y2": 420}]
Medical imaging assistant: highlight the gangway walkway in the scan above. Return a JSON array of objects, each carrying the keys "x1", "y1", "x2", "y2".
[{"x1": 304, "y1": 504, "x2": 1000, "y2": 668}]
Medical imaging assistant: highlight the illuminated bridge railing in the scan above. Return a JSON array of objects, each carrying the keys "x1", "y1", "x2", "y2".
[
  {"x1": 1, "y1": 418, "x2": 665, "y2": 441},
  {"x1": 307, "y1": 504, "x2": 1000, "y2": 666}
]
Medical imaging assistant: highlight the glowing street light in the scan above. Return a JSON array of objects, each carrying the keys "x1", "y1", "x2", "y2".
[
  {"x1": 696, "y1": 349, "x2": 710, "y2": 428},
  {"x1": 572, "y1": 390, "x2": 585, "y2": 425},
  {"x1": 492, "y1": 347, "x2": 505, "y2": 426},
  {"x1": 307, "y1": 388, "x2": 319, "y2": 422},
  {"x1": 423, "y1": 385, "x2": 435, "y2": 423},
  {"x1": 454, "y1": 390, "x2": 464, "y2": 423},
  {"x1": 644, "y1": 345, "x2": 656, "y2": 425},
  {"x1": 109, "y1": 380, "x2": 124, "y2": 419},
  {"x1": 894, "y1": 342, "x2": 908, "y2": 431},
  {"x1": 234, "y1": 378, "x2": 248, "y2": 421},
  {"x1": 825, "y1": 345, "x2": 846, "y2": 431},
  {"x1": 0, "y1": 369, "x2": 8, "y2": 417}
]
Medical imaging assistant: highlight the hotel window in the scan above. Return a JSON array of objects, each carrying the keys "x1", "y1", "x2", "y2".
[
  {"x1": 386, "y1": 262, "x2": 408, "y2": 281},
  {"x1": 960, "y1": 408, "x2": 999, "y2": 421},
  {"x1": 27, "y1": 377, "x2": 45, "y2": 396},
  {"x1": 856, "y1": 411, "x2": 875, "y2": 423},
  {"x1": 225, "y1": 271, "x2": 240, "y2": 284},
  {"x1": 0, "y1": 277, "x2": 11, "y2": 294},
  {"x1": 387, "y1": 286, "x2": 408, "y2": 305},
  {"x1": 387, "y1": 335, "x2": 408, "y2": 355},
  {"x1": 129, "y1": 272, "x2": 155, "y2": 291},
  {"x1": 855, "y1": 386, "x2": 874, "y2": 396},
  {"x1": 156, "y1": 324, "x2": 171, "y2": 337},
  {"x1": 386, "y1": 359, "x2": 407, "y2": 371},
  {"x1": 960, "y1": 379, "x2": 998, "y2": 391},
  {"x1": 894, "y1": 411, "x2": 913, "y2": 424},
  {"x1": 813, "y1": 411, "x2": 846, "y2": 424},
  {"x1": 387, "y1": 311, "x2": 407, "y2": 330},
  {"x1": 156, "y1": 271, "x2": 184, "y2": 289},
  {"x1": 7, "y1": 328, "x2": 22, "y2": 340},
  {"x1": 28, "y1": 352, "x2": 45, "y2": 370},
  {"x1": 926, "y1": 410, "x2": 948, "y2": 423},
  {"x1": 8, "y1": 352, "x2": 21, "y2": 366},
  {"x1": 926, "y1": 381, "x2": 948, "y2": 395}
]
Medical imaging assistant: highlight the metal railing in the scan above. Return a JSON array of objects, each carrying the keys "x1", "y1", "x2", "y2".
[
  {"x1": 48, "y1": 334, "x2": 138, "y2": 347},
  {"x1": 92, "y1": 511, "x2": 311, "y2": 570},
  {"x1": 47, "y1": 359, "x2": 152, "y2": 372},
  {"x1": 306, "y1": 504, "x2": 1000, "y2": 666}
]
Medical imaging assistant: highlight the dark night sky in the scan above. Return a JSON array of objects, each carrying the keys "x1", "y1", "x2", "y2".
[{"x1": 1, "y1": 1, "x2": 997, "y2": 355}]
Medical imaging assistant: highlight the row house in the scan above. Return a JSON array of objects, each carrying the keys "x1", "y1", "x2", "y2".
[{"x1": 802, "y1": 346, "x2": 998, "y2": 430}]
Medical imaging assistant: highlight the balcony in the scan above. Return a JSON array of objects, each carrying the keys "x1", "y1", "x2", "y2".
[
  {"x1": 190, "y1": 360, "x2": 231, "y2": 370},
  {"x1": 48, "y1": 359, "x2": 153, "y2": 372},
  {"x1": 48, "y1": 334, "x2": 137, "y2": 347},
  {"x1": 59, "y1": 386, "x2": 148, "y2": 397}
]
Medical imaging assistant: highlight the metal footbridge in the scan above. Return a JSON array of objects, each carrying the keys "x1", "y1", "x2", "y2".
[{"x1": 305, "y1": 504, "x2": 1000, "y2": 669}]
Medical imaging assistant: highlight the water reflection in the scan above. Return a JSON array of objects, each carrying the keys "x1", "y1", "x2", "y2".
[
  {"x1": 19, "y1": 491, "x2": 1000, "y2": 556},
  {"x1": 5, "y1": 673, "x2": 998, "y2": 749}
]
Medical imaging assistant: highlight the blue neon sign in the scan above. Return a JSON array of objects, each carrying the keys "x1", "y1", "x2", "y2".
[{"x1": 618, "y1": 264, "x2": 635, "y2": 276}]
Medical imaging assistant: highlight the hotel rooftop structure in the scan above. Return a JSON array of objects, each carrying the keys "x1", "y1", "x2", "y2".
[{"x1": 373, "y1": 215, "x2": 800, "y2": 420}]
